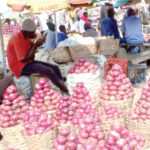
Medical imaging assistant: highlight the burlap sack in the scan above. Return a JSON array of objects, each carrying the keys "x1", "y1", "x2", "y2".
[{"x1": 48, "y1": 47, "x2": 72, "y2": 63}]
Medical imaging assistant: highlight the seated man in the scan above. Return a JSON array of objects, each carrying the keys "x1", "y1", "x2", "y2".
[
  {"x1": 82, "y1": 22, "x2": 98, "y2": 37},
  {"x1": 101, "y1": 8, "x2": 124, "y2": 43},
  {"x1": 55, "y1": 25, "x2": 68, "y2": 47},
  {"x1": 7, "y1": 18, "x2": 68, "y2": 93},
  {"x1": 122, "y1": 8, "x2": 144, "y2": 45}
]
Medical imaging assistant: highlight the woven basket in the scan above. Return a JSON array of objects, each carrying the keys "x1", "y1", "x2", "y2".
[
  {"x1": 127, "y1": 118, "x2": 150, "y2": 149},
  {"x1": 24, "y1": 128, "x2": 58, "y2": 150},
  {"x1": 99, "y1": 98, "x2": 133, "y2": 113},
  {"x1": 48, "y1": 47, "x2": 72, "y2": 63},
  {"x1": 101, "y1": 118, "x2": 126, "y2": 134},
  {"x1": 69, "y1": 44, "x2": 98, "y2": 61},
  {"x1": 98, "y1": 38, "x2": 119, "y2": 56},
  {"x1": 0, "y1": 124, "x2": 27, "y2": 150},
  {"x1": 0, "y1": 139, "x2": 8, "y2": 150}
]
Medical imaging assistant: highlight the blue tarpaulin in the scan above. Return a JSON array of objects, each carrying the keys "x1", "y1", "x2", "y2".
[{"x1": 113, "y1": 0, "x2": 130, "y2": 7}]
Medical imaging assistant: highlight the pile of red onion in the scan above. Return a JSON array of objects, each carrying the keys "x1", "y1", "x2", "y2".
[
  {"x1": 99, "y1": 104, "x2": 125, "y2": 120},
  {"x1": 71, "y1": 82, "x2": 91, "y2": 106},
  {"x1": 0, "y1": 85, "x2": 29, "y2": 128},
  {"x1": 52, "y1": 96, "x2": 76, "y2": 124},
  {"x1": 68, "y1": 57, "x2": 98, "y2": 74},
  {"x1": 99, "y1": 64, "x2": 135, "y2": 101},
  {"x1": 72, "y1": 103, "x2": 98, "y2": 126},
  {"x1": 53, "y1": 127, "x2": 78, "y2": 150},
  {"x1": 22, "y1": 110, "x2": 57, "y2": 136},
  {"x1": 104, "y1": 124, "x2": 145, "y2": 150},
  {"x1": 30, "y1": 78, "x2": 61, "y2": 112},
  {"x1": 77, "y1": 115, "x2": 105, "y2": 150},
  {"x1": 129, "y1": 79, "x2": 150, "y2": 121}
]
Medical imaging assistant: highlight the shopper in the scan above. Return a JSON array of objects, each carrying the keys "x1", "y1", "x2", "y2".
[
  {"x1": 82, "y1": 22, "x2": 98, "y2": 37},
  {"x1": 7, "y1": 18, "x2": 68, "y2": 93}
]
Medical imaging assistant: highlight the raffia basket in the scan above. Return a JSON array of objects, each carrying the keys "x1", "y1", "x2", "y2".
[
  {"x1": 0, "y1": 124, "x2": 28, "y2": 150},
  {"x1": 127, "y1": 118, "x2": 150, "y2": 149},
  {"x1": 48, "y1": 47, "x2": 72, "y2": 63},
  {"x1": 69, "y1": 44, "x2": 98, "y2": 61},
  {"x1": 98, "y1": 38, "x2": 120, "y2": 56},
  {"x1": 24, "y1": 128, "x2": 58, "y2": 150},
  {"x1": 99, "y1": 98, "x2": 133, "y2": 113},
  {"x1": 0, "y1": 139, "x2": 8, "y2": 150},
  {"x1": 101, "y1": 118, "x2": 126, "y2": 134}
]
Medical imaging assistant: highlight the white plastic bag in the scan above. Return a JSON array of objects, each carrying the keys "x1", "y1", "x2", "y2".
[
  {"x1": 86, "y1": 55, "x2": 106, "y2": 83},
  {"x1": 67, "y1": 71, "x2": 101, "y2": 98}
]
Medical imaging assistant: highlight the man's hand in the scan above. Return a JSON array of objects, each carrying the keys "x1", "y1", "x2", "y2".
[
  {"x1": 34, "y1": 38, "x2": 44, "y2": 47},
  {"x1": 34, "y1": 33, "x2": 47, "y2": 47}
]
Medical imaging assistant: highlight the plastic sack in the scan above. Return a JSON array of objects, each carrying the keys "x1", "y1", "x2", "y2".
[
  {"x1": 67, "y1": 71, "x2": 101, "y2": 99},
  {"x1": 86, "y1": 55, "x2": 106, "y2": 83},
  {"x1": 13, "y1": 75, "x2": 31, "y2": 98}
]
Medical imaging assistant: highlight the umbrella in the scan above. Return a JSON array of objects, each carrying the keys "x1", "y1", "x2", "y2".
[{"x1": 26, "y1": 0, "x2": 69, "y2": 14}]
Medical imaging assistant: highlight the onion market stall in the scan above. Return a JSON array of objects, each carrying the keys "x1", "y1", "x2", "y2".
[{"x1": 1, "y1": 0, "x2": 150, "y2": 149}]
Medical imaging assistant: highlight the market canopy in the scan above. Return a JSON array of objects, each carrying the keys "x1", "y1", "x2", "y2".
[
  {"x1": 113, "y1": 0, "x2": 150, "y2": 7},
  {"x1": 26, "y1": 0, "x2": 69, "y2": 13},
  {"x1": 69, "y1": 0, "x2": 93, "y2": 5}
]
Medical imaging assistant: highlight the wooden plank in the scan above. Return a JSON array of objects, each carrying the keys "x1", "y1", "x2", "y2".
[{"x1": 127, "y1": 50, "x2": 150, "y2": 64}]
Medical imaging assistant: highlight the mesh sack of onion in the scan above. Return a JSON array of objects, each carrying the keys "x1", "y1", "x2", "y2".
[
  {"x1": 67, "y1": 57, "x2": 101, "y2": 101},
  {"x1": 99, "y1": 64, "x2": 135, "y2": 113}
]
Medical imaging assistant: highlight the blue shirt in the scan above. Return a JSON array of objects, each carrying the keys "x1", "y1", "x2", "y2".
[
  {"x1": 54, "y1": 32, "x2": 68, "y2": 48},
  {"x1": 101, "y1": 17, "x2": 120, "y2": 39},
  {"x1": 122, "y1": 15, "x2": 144, "y2": 45},
  {"x1": 43, "y1": 30, "x2": 56, "y2": 50}
]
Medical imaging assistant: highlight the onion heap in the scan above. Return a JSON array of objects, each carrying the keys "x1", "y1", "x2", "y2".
[
  {"x1": 0, "y1": 85, "x2": 29, "y2": 128},
  {"x1": 52, "y1": 96, "x2": 76, "y2": 124},
  {"x1": 129, "y1": 79, "x2": 150, "y2": 121},
  {"x1": 53, "y1": 127, "x2": 79, "y2": 150},
  {"x1": 68, "y1": 57, "x2": 98, "y2": 74},
  {"x1": 22, "y1": 110, "x2": 57, "y2": 136},
  {"x1": 71, "y1": 82, "x2": 98, "y2": 109},
  {"x1": 99, "y1": 64, "x2": 135, "y2": 101},
  {"x1": 77, "y1": 116, "x2": 105, "y2": 150},
  {"x1": 99, "y1": 104, "x2": 125, "y2": 120},
  {"x1": 30, "y1": 78, "x2": 61, "y2": 112},
  {"x1": 104, "y1": 124, "x2": 145, "y2": 150},
  {"x1": 72, "y1": 103, "x2": 98, "y2": 126}
]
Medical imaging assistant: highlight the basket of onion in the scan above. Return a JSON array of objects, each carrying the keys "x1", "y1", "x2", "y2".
[
  {"x1": 67, "y1": 57, "x2": 101, "y2": 100},
  {"x1": 0, "y1": 85, "x2": 29, "y2": 150},
  {"x1": 127, "y1": 78, "x2": 150, "y2": 148},
  {"x1": 22, "y1": 110, "x2": 58, "y2": 150},
  {"x1": 104, "y1": 123, "x2": 146, "y2": 150},
  {"x1": 70, "y1": 82, "x2": 99, "y2": 110},
  {"x1": 99, "y1": 104, "x2": 126, "y2": 134},
  {"x1": 30, "y1": 78, "x2": 61, "y2": 116},
  {"x1": 99, "y1": 64, "x2": 135, "y2": 113}
]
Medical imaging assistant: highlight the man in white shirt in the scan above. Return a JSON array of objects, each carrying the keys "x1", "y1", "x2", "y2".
[{"x1": 37, "y1": 12, "x2": 48, "y2": 37}]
